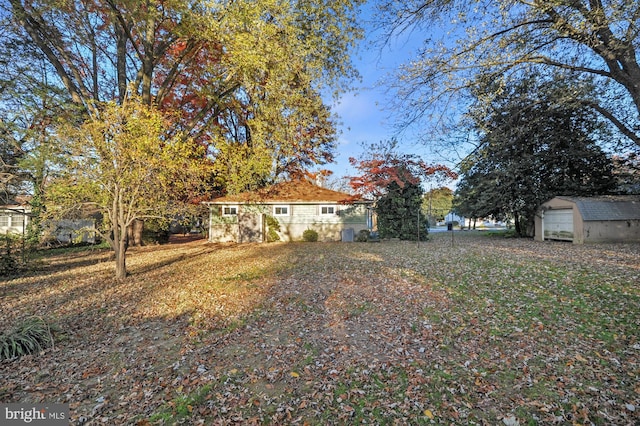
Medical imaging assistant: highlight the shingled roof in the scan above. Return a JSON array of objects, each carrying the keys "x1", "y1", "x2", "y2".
[
  {"x1": 207, "y1": 180, "x2": 368, "y2": 204},
  {"x1": 1, "y1": 195, "x2": 32, "y2": 207},
  {"x1": 557, "y1": 195, "x2": 640, "y2": 221}
]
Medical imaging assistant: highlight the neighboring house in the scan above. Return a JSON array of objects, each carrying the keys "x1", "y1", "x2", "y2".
[
  {"x1": 46, "y1": 219, "x2": 97, "y2": 244},
  {"x1": 0, "y1": 198, "x2": 30, "y2": 236},
  {"x1": 534, "y1": 195, "x2": 640, "y2": 244},
  {"x1": 204, "y1": 180, "x2": 374, "y2": 243},
  {"x1": 440, "y1": 211, "x2": 465, "y2": 227},
  {"x1": 1, "y1": 197, "x2": 96, "y2": 244}
]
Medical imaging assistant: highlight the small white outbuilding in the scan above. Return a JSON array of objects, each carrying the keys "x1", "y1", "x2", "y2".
[{"x1": 534, "y1": 195, "x2": 640, "y2": 244}]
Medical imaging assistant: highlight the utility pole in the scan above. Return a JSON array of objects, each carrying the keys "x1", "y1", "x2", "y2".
[
  {"x1": 417, "y1": 208, "x2": 420, "y2": 247},
  {"x1": 449, "y1": 212, "x2": 455, "y2": 247},
  {"x1": 428, "y1": 185, "x2": 432, "y2": 223}
]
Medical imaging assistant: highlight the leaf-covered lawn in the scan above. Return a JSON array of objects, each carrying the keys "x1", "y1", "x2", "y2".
[{"x1": 1, "y1": 233, "x2": 639, "y2": 425}]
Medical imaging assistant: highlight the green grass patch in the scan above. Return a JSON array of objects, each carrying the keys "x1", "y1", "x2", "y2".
[
  {"x1": 0, "y1": 316, "x2": 59, "y2": 360},
  {"x1": 39, "y1": 240, "x2": 111, "y2": 256},
  {"x1": 147, "y1": 383, "x2": 214, "y2": 423}
]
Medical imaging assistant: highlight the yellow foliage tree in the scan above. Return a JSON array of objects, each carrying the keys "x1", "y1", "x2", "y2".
[{"x1": 47, "y1": 95, "x2": 211, "y2": 279}]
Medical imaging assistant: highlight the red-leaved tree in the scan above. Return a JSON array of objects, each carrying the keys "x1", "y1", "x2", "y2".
[{"x1": 348, "y1": 141, "x2": 458, "y2": 200}]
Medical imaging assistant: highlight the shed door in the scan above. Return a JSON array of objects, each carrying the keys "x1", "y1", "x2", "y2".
[{"x1": 544, "y1": 209, "x2": 574, "y2": 241}]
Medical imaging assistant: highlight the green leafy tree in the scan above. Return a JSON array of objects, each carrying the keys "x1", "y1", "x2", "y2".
[
  {"x1": 202, "y1": 0, "x2": 360, "y2": 192},
  {"x1": 422, "y1": 187, "x2": 453, "y2": 224},
  {"x1": 0, "y1": 27, "x2": 35, "y2": 203},
  {"x1": 0, "y1": 137, "x2": 23, "y2": 203},
  {"x1": 6, "y1": 0, "x2": 363, "y2": 190},
  {"x1": 373, "y1": 0, "x2": 640, "y2": 149},
  {"x1": 0, "y1": 18, "x2": 73, "y2": 246},
  {"x1": 47, "y1": 95, "x2": 211, "y2": 279},
  {"x1": 454, "y1": 74, "x2": 617, "y2": 236},
  {"x1": 612, "y1": 153, "x2": 640, "y2": 194}
]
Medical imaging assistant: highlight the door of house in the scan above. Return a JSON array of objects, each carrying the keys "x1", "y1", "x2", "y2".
[{"x1": 238, "y1": 213, "x2": 264, "y2": 243}]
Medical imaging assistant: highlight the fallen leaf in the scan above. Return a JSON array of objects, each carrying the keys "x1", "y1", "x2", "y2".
[{"x1": 575, "y1": 354, "x2": 588, "y2": 363}]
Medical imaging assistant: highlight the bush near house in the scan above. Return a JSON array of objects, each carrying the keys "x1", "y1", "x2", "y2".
[
  {"x1": 0, "y1": 234, "x2": 22, "y2": 276},
  {"x1": 265, "y1": 215, "x2": 281, "y2": 242},
  {"x1": 141, "y1": 220, "x2": 170, "y2": 245},
  {"x1": 302, "y1": 229, "x2": 318, "y2": 242},
  {"x1": 356, "y1": 229, "x2": 370, "y2": 242}
]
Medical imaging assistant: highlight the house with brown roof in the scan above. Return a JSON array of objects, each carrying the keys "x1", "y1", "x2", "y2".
[
  {"x1": 534, "y1": 195, "x2": 640, "y2": 243},
  {"x1": 203, "y1": 180, "x2": 373, "y2": 243}
]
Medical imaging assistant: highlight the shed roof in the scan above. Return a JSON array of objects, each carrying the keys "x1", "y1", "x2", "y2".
[
  {"x1": 205, "y1": 179, "x2": 369, "y2": 204},
  {"x1": 556, "y1": 195, "x2": 640, "y2": 221}
]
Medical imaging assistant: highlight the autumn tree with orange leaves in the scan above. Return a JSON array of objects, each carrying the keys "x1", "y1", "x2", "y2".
[
  {"x1": 348, "y1": 141, "x2": 457, "y2": 240},
  {"x1": 348, "y1": 141, "x2": 457, "y2": 198},
  {"x1": 6, "y1": 0, "x2": 362, "y2": 192},
  {"x1": 5, "y1": 0, "x2": 363, "y2": 254}
]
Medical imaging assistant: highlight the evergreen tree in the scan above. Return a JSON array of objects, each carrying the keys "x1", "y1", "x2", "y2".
[
  {"x1": 454, "y1": 74, "x2": 616, "y2": 236},
  {"x1": 377, "y1": 169, "x2": 427, "y2": 241}
]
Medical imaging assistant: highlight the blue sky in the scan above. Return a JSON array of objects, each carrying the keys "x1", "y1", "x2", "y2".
[
  {"x1": 326, "y1": 33, "x2": 416, "y2": 180},
  {"x1": 324, "y1": 9, "x2": 458, "y2": 187}
]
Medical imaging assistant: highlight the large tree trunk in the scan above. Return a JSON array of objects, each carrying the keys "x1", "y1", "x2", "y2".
[
  {"x1": 114, "y1": 239, "x2": 127, "y2": 280},
  {"x1": 127, "y1": 219, "x2": 144, "y2": 247},
  {"x1": 115, "y1": 21, "x2": 128, "y2": 103},
  {"x1": 514, "y1": 212, "x2": 522, "y2": 237}
]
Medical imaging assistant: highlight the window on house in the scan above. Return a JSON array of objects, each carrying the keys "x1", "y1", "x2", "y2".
[
  {"x1": 222, "y1": 205, "x2": 238, "y2": 216},
  {"x1": 274, "y1": 205, "x2": 289, "y2": 216},
  {"x1": 11, "y1": 213, "x2": 24, "y2": 227},
  {"x1": 0, "y1": 215, "x2": 8, "y2": 227},
  {"x1": 320, "y1": 205, "x2": 336, "y2": 215}
]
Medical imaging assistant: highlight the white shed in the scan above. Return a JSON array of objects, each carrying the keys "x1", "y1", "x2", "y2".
[{"x1": 534, "y1": 195, "x2": 640, "y2": 243}]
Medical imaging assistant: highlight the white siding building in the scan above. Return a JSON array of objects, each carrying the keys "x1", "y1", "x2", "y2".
[{"x1": 204, "y1": 180, "x2": 374, "y2": 243}]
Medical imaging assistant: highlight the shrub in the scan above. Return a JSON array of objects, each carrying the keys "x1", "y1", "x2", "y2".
[
  {"x1": 356, "y1": 229, "x2": 370, "y2": 242},
  {"x1": 265, "y1": 215, "x2": 281, "y2": 242},
  {"x1": 142, "y1": 220, "x2": 170, "y2": 244},
  {"x1": 0, "y1": 234, "x2": 21, "y2": 277},
  {"x1": 0, "y1": 317, "x2": 57, "y2": 360},
  {"x1": 302, "y1": 229, "x2": 318, "y2": 242}
]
